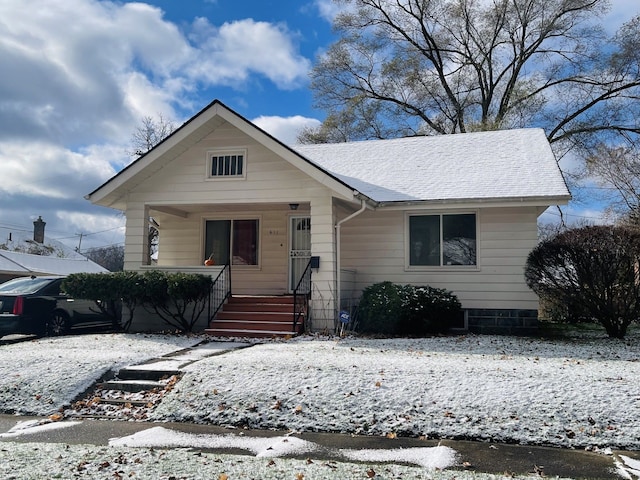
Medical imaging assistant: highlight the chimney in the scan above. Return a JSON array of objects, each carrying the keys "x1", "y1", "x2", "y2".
[{"x1": 33, "y1": 216, "x2": 46, "y2": 243}]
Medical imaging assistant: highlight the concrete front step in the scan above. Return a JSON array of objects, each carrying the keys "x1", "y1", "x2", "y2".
[
  {"x1": 223, "y1": 303, "x2": 294, "y2": 313},
  {"x1": 97, "y1": 379, "x2": 168, "y2": 393},
  {"x1": 117, "y1": 367, "x2": 182, "y2": 382},
  {"x1": 210, "y1": 319, "x2": 299, "y2": 332},
  {"x1": 204, "y1": 328, "x2": 299, "y2": 338},
  {"x1": 210, "y1": 295, "x2": 305, "y2": 338}
]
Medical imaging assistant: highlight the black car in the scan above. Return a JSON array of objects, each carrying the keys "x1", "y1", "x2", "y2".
[{"x1": 0, "y1": 276, "x2": 117, "y2": 337}]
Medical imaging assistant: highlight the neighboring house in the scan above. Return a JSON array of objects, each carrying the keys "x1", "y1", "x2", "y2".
[
  {"x1": 86, "y1": 100, "x2": 570, "y2": 335},
  {"x1": 0, "y1": 217, "x2": 107, "y2": 282}
]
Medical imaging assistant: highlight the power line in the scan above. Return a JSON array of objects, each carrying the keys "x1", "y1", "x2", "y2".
[{"x1": 543, "y1": 210, "x2": 609, "y2": 221}]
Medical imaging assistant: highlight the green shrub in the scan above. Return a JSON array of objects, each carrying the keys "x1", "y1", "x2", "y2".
[
  {"x1": 63, "y1": 270, "x2": 213, "y2": 333},
  {"x1": 357, "y1": 282, "x2": 406, "y2": 334},
  {"x1": 400, "y1": 285, "x2": 462, "y2": 335},
  {"x1": 141, "y1": 270, "x2": 213, "y2": 333},
  {"x1": 357, "y1": 281, "x2": 461, "y2": 335},
  {"x1": 63, "y1": 273, "x2": 126, "y2": 330}
]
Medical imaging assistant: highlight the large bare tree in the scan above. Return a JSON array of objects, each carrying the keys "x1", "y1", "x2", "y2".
[{"x1": 303, "y1": 0, "x2": 640, "y2": 160}]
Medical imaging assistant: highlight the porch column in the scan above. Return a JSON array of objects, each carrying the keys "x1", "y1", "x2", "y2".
[
  {"x1": 123, "y1": 204, "x2": 150, "y2": 271},
  {"x1": 309, "y1": 194, "x2": 337, "y2": 332}
]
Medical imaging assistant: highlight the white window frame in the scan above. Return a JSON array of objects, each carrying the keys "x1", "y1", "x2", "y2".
[
  {"x1": 206, "y1": 148, "x2": 247, "y2": 180},
  {"x1": 405, "y1": 211, "x2": 479, "y2": 270}
]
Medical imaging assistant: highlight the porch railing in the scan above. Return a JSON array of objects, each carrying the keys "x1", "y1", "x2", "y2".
[
  {"x1": 208, "y1": 263, "x2": 231, "y2": 322},
  {"x1": 293, "y1": 258, "x2": 312, "y2": 332}
]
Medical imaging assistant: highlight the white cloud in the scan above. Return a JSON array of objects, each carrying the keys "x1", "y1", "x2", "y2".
[
  {"x1": 188, "y1": 18, "x2": 311, "y2": 90},
  {"x1": 0, "y1": 0, "x2": 314, "y2": 250},
  {"x1": 253, "y1": 115, "x2": 321, "y2": 145},
  {"x1": 0, "y1": 142, "x2": 114, "y2": 200},
  {"x1": 313, "y1": 0, "x2": 348, "y2": 22}
]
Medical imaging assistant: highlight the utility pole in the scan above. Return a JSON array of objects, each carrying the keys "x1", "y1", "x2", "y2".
[{"x1": 76, "y1": 232, "x2": 83, "y2": 252}]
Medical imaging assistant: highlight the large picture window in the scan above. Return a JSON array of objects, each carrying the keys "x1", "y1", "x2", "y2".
[
  {"x1": 409, "y1": 213, "x2": 476, "y2": 266},
  {"x1": 205, "y1": 219, "x2": 258, "y2": 266}
]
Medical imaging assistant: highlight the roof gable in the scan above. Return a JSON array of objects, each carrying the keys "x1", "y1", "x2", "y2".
[{"x1": 87, "y1": 100, "x2": 357, "y2": 209}]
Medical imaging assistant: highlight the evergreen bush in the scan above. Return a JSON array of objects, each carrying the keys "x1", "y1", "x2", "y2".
[
  {"x1": 357, "y1": 281, "x2": 461, "y2": 335},
  {"x1": 63, "y1": 270, "x2": 213, "y2": 333}
]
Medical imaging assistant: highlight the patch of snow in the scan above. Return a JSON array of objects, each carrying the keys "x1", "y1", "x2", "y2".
[
  {"x1": 111, "y1": 426, "x2": 319, "y2": 458},
  {"x1": 111, "y1": 425, "x2": 458, "y2": 470},
  {"x1": 341, "y1": 445, "x2": 458, "y2": 469},
  {"x1": 616, "y1": 454, "x2": 640, "y2": 479},
  {"x1": 0, "y1": 333, "x2": 201, "y2": 415},
  {"x1": 0, "y1": 419, "x2": 81, "y2": 438}
]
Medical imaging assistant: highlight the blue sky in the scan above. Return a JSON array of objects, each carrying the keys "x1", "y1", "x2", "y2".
[{"x1": 0, "y1": 0, "x2": 637, "y2": 252}]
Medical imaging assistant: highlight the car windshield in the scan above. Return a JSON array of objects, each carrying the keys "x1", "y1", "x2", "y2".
[{"x1": 0, "y1": 277, "x2": 56, "y2": 294}]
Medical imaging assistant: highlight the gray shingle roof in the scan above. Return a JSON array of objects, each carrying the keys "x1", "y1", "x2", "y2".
[{"x1": 294, "y1": 128, "x2": 570, "y2": 203}]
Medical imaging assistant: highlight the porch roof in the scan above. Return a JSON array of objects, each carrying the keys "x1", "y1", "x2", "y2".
[{"x1": 294, "y1": 128, "x2": 571, "y2": 205}]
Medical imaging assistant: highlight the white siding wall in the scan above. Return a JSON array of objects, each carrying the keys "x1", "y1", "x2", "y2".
[
  {"x1": 309, "y1": 193, "x2": 338, "y2": 331},
  {"x1": 340, "y1": 206, "x2": 540, "y2": 310},
  {"x1": 123, "y1": 204, "x2": 149, "y2": 270},
  {"x1": 122, "y1": 120, "x2": 340, "y2": 327}
]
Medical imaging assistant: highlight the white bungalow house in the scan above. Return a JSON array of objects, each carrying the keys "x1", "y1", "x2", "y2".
[{"x1": 86, "y1": 100, "x2": 570, "y2": 336}]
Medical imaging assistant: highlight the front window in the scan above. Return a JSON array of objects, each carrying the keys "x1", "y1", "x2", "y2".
[
  {"x1": 205, "y1": 219, "x2": 258, "y2": 266},
  {"x1": 409, "y1": 213, "x2": 476, "y2": 266}
]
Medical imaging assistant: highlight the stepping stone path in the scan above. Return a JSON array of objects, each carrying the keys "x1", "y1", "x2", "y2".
[{"x1": 62, "y1": 341, "x2": 250, "y2": 421}]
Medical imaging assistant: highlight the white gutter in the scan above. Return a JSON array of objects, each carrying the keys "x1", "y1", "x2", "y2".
[{"x1": 335, "y1": 197, "x2": 367, "y2": 321}]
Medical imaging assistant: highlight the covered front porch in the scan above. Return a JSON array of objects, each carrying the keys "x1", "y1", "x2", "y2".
[{"x1": 123, "y1": 199, "x2": 357, "y2": 334}]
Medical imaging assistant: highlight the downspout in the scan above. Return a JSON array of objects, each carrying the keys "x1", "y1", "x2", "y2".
[{"x1": 335, "y1": 196, "x2": 367, "y2": 322}]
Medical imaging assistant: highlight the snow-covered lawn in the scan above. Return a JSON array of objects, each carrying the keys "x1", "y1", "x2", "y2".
[
  {"x1": 152, "y1": 334, "x2": 640, "y2": 450},
  {"x1": 0, "y1": 331, "x2": 639, "y2": 479},
  {"x1": 0, "y1": 333, "x2": 201, "y2": 415}
]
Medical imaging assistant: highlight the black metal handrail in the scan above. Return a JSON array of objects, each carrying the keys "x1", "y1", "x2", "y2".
[
  {"x1": 292, "y1": 259, "x2": 313, "y2": 332},
  {"x1": 208, "y1": 263, "x2": 231, "y2": 322}
]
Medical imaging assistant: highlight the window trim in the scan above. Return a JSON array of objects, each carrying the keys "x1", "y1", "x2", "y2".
[
  {"x1": 405, "y1": 210, "x2": 479, "y2": 271},
  {"x1": 206, "y1": 148, "x2": 247, "y2": 180},
  {"x1": 203, "y1": 215, "x2": 262, "y2": 269}
]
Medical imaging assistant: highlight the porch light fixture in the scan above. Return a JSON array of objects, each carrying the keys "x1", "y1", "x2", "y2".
[{"x1": 289, "y1": 203, "x2": 299, "y2": 210}]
